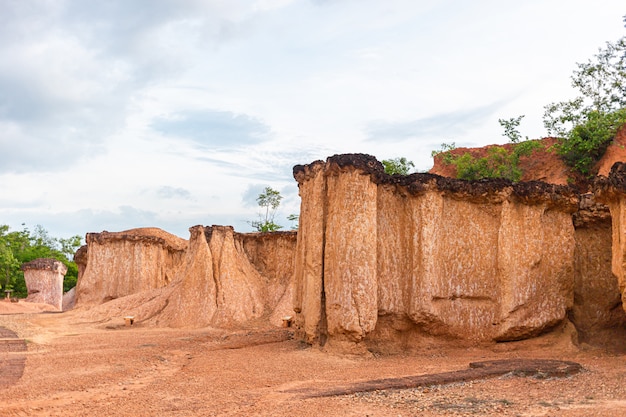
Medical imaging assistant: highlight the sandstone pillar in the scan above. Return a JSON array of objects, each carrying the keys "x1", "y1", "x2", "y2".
[
  {"x1": 293, "y1": 155, "x2": 379, "y2": 347},
  {"x1": 21, "y1": 258, "x2": 67, "y2": 311},
  {"x1": 75, "y1": 228, "x2": 187, "y2": 305},
  {"x1": 160, "y1": 225, "x2": 218, "y2": 327},
  {"x1": 323, "y1": 162, "x2": 378, "y2": 345},
  {"x1": 496, "y1": 201, "x2": 575, "y2": 340},
  {"x1": 293, "y1": 161, "x2": 327, "y2": 344},
  {"x1": 595, "y1": 162, "x2": 626, "y2": 310},
  {"x1": 294, "y1": 154, "x2": 579, "y2": 349}
]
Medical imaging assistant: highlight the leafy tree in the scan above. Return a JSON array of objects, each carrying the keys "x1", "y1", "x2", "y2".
[
  {"x1": 0, "y1": 224, "x2": 83, "y2": 297},
  {"x1": 0, "y1": 226, "x2": 21, "y2": 293},
  {"x1": 250, "y1": 187, "x2": 283, "y2": 232},
  {"x1": 382, "y1": 157, "x2": 415, "y2": 175},
  {"x1": 287, "y1": 214, "x2": 299, "y2": 230},
  {"x1": 543, "y1": 35, "x2": 626, "y2": 175},
  {"x1": 499, "y1": 115, "x2": 528, "y2": 143},
  {"x1": 431, "y1": 142, "x2": 457, "y2": 164}
]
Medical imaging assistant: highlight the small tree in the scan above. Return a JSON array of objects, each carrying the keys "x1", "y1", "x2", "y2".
[
  {"x1": 499, "y1": 115, "x2": 528, "y2": 143},
  {"x1": 543, "y1": 35, "x2": 626, "y2": 175},
  {"x1": 250, "y1": 187, "x2": 283, "y2": 232},
  {"x1": 287, "y1": 214, "x2": 299, "y2": 230},
  {"x1": 382, "y1": 157, "x2": 415, "y2": 175}
]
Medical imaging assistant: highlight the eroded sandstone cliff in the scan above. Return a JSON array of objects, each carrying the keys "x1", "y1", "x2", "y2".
[
  {"x1": 596, "y1": 162, "x2": 626, "y2": 317},
  {"x1": 74, "y1": 225, "x2": 297, "y2": 329},
  {"x1": 70, "y1": 152, "x2": 626, "y2": 352},
  {"x1": 293, "y1": 154, "x2": 579, "y2": 350},
  {"x1": 75, "y1": 228, "x2": 187, "y2": 305}
]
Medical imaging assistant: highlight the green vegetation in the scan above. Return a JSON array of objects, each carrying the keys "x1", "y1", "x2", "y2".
[
  {"x1": 434, "y1": 118, "x2": 541, "y2": 182},
  {"x1": 432, "y1": 25, "x2": 626, "y2": 181},
  {"x1": 0, "y1": 224, "x2": 83, "y2": 297},
  {"x1": 382, "y1": 157, "x2": 415, "y2": 175},
  {"x1": 287, "y1": 213, "x2": 299, "y2": 230},
  {"x1": 544, "y1": 35, "x2": 626, "y2": 176},
  {"x1": 499, "y1": 115, "x2": 528, "y2": 143},
  {"x1": 451, "y1": 141, "x2": 540, "y2": 182},
  {"x1": 431, "y1": 142, "x2": 457, "y2": 163},
  {"x1": 249, "y1": 186, "x2": 283, "y2": 232}
]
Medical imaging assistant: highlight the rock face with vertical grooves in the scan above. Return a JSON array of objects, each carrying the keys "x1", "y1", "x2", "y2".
[
  {"x1": 75, "y1": 228, "x2": 188, "y2": 305},
  {"x1": 570, "y1": 193, "x2": 626, "y2": 349},
  {"x1": 293, "y1": 154, "x2": 578, "y2": 349},
  {"x1": 21, "y1": 258, "x2": 68, "y2": 311},
  {"x1": 74, "y1": 226, "x2": 297, "y2": 330},
  {"x1": 596, "y1": 162, "x2": 626, "y2": 316},
  {"x1": 69, "y1": 152, "x2": 626, "y2": 351}
]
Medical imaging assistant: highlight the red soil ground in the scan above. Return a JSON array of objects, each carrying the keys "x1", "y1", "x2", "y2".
[{"x1": 1, "y1": 302, "x2": 626, "y2": 416}]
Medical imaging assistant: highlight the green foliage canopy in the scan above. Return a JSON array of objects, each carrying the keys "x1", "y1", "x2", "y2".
[
  {"x1": 0, "y1": 225, "x2": 83, "y2": 297},
  {"x1": 249, "y1": 187, "x2": 283, "y2": 232},
  {"x1": 544, "y1": 35, "x2": 626, "y2": 175},
  {"x1": 382, "y1": 157, "x2": 415, "y2": 175}
]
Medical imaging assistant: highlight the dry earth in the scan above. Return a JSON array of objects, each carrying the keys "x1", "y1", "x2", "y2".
[{"x1": 1, "y1": 301, "x2": 626, "y2": 417}]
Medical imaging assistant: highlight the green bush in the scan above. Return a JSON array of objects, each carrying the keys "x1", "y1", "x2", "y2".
[
  {"x1": 557, "y1": 109, "x2": 626, "y2": 175},
  {"x1": 451, "y1": 141, "x2": 541, "y2": 182},
  {"x1": 543, "y1": 35, "x2": 626, "y2": 176}
]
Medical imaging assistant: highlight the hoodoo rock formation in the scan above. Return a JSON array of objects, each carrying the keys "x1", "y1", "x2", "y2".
[
  {"x1": 571, "y1": 192, "x2": 626, "y2": 348},
  {"x1": 596, "y1": 162, "x2": 626, "y2": 317},
  {"x1": 70, "y1": 150, "x2": 626, "y2": 353},
  {"x1": 75, "y1": 228, "x2": 187, "y2": 305},
  {"x1": 293, "y1": 154, "x2": 580, "y2": 350},
  {"x1": 21, "y1": 258, "x2": 68, "y2": 311},
  {"x1": 74, "y1": 226, "x2": 297, "y2": 329}
]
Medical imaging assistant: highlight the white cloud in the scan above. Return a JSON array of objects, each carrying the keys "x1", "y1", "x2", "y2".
[{"x1": 1, "y1": 0, "x2": 625, "y2": 238}]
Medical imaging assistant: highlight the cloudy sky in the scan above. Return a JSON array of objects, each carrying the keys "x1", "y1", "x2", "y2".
[{"x1": 0, "y1": 0, "x2": 624, "y2": 240}]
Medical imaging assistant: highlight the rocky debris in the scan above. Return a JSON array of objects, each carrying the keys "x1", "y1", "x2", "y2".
[
  {"x1": 21, "y1": 258, "x2": 68, "y2": 273},
  {"x1": 573, "y1": 193, "x2": 611, "y2": 227},
  {"x1": 289, "y1": 359, "x2": 583, "y2": 399},
  {"x1": 21, "y1": 258, "x2": 67, "y2": 310}
]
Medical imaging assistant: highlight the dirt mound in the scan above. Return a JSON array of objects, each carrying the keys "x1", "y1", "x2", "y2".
[
  {"x1": 0, "y1": 300, "x2": 58, "y2": 315},
  {"x1": 430, "y1": 129, "x2": 626, "y2": 188}
]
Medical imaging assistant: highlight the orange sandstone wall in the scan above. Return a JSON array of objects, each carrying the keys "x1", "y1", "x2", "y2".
[
  {"x1": 75, "y1": 228, "x2": 187, "y2": 305},
  {"x1": 21, "y1": 258, "x2": 67, "y2": 311},
  {"x1": 293, "y1": 154, "x2": 579, "y2": 349},
  {"x1": 74, "y1": 225, "x2": 298, "y2": 329},
  {"x1": 596, "y1": 163, "x2": 626, "y2": 314}
]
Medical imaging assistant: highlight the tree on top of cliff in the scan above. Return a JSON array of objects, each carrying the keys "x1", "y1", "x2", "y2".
[
  {"x1": 382, "y1": 157, "x2": 415, "y2": 175},
  {"x1": 543, "y1": 31, "x2": 626, "y2": 176},
  {"x1": 249, "y1": 186, "x2": 283, "y2": 232}
]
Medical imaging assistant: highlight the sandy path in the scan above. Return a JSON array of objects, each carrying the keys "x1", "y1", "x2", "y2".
[{"x1": 1, "y1": 309, "x2": 626, "y2": 416}]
